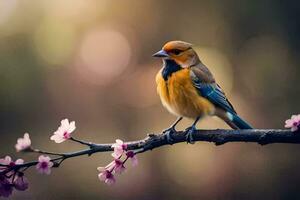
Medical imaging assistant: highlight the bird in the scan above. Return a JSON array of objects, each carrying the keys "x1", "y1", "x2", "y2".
[{"x1": 153, "y1": 40, "x2": 253, "y2": 143}]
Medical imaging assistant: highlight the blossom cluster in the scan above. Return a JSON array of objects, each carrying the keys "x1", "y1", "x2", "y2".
[
  {"x1": 1, "y1": 118, "x2": 138, "y2": 197},
  {"x1": 97, "y1": 139, "x2": 138, "y2": 185},
  {"x1": 1, "y1": 129, "x2": 55, "y2": 197},
  {"x1": 0, "y1": 154, "x2": 53, "y2": 197},
  {"x1": 0, "y1": 119, "x2": 73, "y2": 198},
  {"x1": 0, "y1": 156, "x2": 27, "y2": 197}
]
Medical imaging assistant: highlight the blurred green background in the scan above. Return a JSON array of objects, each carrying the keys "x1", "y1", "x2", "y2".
[{"x1": 1, "y1": 0, "x2": 300, "y2": 199}]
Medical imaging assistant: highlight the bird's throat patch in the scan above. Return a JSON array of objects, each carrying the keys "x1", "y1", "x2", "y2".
[{"x1": 162, "y1": 59, "x2": 182, "y2": 81}]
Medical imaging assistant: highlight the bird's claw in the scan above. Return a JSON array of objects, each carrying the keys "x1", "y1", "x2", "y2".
[
  {"x1": 185, "y1": 126, "x2": 196, "y2": 144},
  {"x1": 163, "y1": 127, "x2": 176, "y2": 144}
]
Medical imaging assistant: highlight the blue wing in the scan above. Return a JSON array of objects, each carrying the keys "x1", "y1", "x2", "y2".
[{"x1": 192, "y1": 75, "x2": 236, "y2": 114}]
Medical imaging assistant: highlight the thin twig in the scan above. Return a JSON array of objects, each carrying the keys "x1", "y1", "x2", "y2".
[
  {"x1": 32, "y1": 148, "x2": 65, "y2": 156},
  {"x1": 70, "y1": 137, "x2": 95, "y2": 147}
]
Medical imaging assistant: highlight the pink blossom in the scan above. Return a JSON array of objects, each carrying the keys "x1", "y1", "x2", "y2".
[
  {"x1": 96, "y1": 139, "x2": 139, "y2": 186},
  {"x1": 100, "y1": 159, "x2": 126, "y2": 175},
  {"x1": 0, "y1": 156, "x2": 24, "y2": 179},
  {"x1": 126, "y1": 151, "x2": 138, "y2": 167},
  {"x1": 0, "y1": 176, "x2": 13, "y2": 198},
  {"x1": 14, "y1": 173, "x2": 29, "y2": 191},
  {"x1": 113, "y1": 159, "x2": 126, "y2": 174},
  {"x1": 0, "y1": 158, "x2": 27, "y2": 197},
  {"x1": 285, "y1": 114, "x2": 300, "y2": 132},
  {"x1": 0, "y1": 156, "x2": 24, "y2": 170},
  {"x1": 36, "y1": 155, "x2": 53, "y2": 175},
  {"x1": 14, "y1": 159, "x2": 24, "y2": 165},
  {"x1": 97, "y1": 169, "x2": 116, "y2": 185},
  {"x1": 15, "y1": 133, "x2": 31, "y2": 152},
  {"x1": 111, "y1": 139, "x2": 127, "y2": 159},
  {"x1": 50, "y1": 119, "x2": 76, "y2": 143},
  {"x1": 0, "y1": 156, "x2": 12, "y2": 166}
]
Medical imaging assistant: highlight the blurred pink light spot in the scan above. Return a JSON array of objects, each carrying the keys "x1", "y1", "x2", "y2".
[{"x1": 78, "y1": 28, "x2": 131, "y2": 85}]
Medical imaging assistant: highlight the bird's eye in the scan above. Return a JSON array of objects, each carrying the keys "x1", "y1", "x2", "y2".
[{"x1": 170, "y1": 49, "x2": 183, "y2": 55}]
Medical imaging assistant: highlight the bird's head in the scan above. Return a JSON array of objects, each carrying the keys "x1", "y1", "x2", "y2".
[{"x1": 153, "y1": 41, "x2": 200, "y2": 67}]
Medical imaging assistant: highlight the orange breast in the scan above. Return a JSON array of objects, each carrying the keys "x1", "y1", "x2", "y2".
[{"x1": 156, "y1": 68, "x2": 215, "y2": 118}]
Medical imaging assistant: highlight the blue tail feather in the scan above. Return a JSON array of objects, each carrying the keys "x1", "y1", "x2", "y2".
[{"x1": 227, "y1": 112, "x2": 253, "y2": 129}]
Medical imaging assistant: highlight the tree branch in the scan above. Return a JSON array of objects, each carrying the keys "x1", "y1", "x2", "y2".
[{"x1": 2, "y1": 128, "x2": 299, "y2": 175}]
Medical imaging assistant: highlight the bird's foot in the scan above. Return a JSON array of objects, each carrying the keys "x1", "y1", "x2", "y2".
[
  {"x1": 185, "y1": 125, "x2": 196, "y2": 144},
  {"x1": 163, "y1": 127, "x2": 176, "y2": 144}
]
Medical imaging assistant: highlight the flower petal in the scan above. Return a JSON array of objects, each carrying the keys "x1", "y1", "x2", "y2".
[
  {"x1": 68, "y1": 121, "x2": 76, "y2": 133},
  {"x1": 61, "y1": 119, "x2": 69, "y2": 127}
]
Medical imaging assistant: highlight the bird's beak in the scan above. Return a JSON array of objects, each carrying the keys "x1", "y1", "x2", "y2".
[{"x1": 152, "y1": 49, "x2": 169, "y2": 58}]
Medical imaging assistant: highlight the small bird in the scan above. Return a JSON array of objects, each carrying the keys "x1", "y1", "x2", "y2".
[{"x1": 153, "y1": 41, "x2": 252, "y2": 143}]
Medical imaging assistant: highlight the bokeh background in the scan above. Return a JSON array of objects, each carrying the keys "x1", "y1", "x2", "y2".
[{"x1": 0, "y1": 0, "x2": 300, "y2": 199}]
